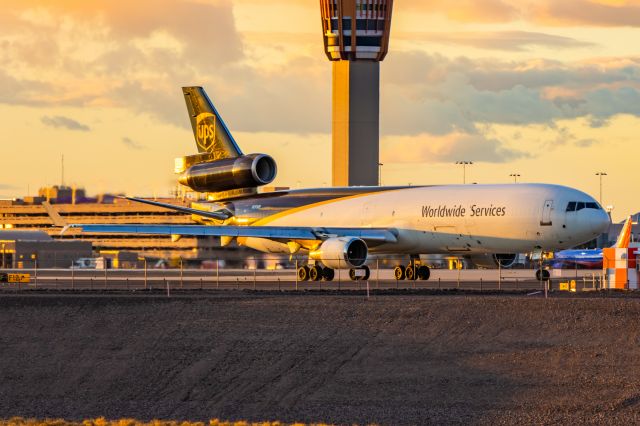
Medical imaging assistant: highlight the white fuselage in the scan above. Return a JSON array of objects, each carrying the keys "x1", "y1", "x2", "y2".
[{"x1": 242, "y1": 184, "x2": 610, "y2": 256}]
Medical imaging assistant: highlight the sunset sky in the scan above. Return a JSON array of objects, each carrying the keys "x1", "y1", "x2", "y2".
[{"x1": 0, "y1": 0, "x2": 639, "y2": 220}]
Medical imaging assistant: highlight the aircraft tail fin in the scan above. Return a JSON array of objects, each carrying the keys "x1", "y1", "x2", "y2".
[
  {"x1": 182, "y1": 86, "x2": 242, "y2": 159},
  {"x1": 613, "y1": 216, "x2": 633, "y2": 249}
]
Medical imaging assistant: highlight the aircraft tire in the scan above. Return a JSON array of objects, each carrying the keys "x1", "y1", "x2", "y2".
[
  {"x1": 361, "y1": 265, "x2": 370, "y2": 281},
  {"x1": 309, "y1": 265, "x2": 323, "y2": 281},
  {"x1": 322, "y1": 267, "x2": 335, "y2": 281},
  {"x1": 297, "y1": 265, "x2": 310, "y2": 281},
  {"x1": 406, "y1": 265, "x2": 416, "y2": 281},
  {"x1": 536, "y1": 269, "x2": 551, "y2": 281},
  {"x1": 417, "y1": 265, "x2": 431, "y2": 281},
  {"x1": 349, "y1": 268, "x2": 358, "y2": 281},
  {"x1": 394, "y1": 265, "x2": 406, "y2": 280}
]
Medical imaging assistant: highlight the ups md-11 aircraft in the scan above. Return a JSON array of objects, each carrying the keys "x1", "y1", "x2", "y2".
[{"x1": 71, "y1": 87, "x2": 610, "y2": 281}]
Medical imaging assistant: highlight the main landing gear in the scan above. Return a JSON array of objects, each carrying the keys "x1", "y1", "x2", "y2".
[
  {"x1": 394, "y1": 260, "x2": 431, "y2": 281},
  {"x1": 296, "y1": 264, "x2": 370, "y2": 281},
  {"x1": 297, "y1": 264, "x2": 335, "y2": 282}
]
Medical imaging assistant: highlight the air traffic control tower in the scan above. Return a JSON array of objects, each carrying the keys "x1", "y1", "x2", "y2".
[{"x1": 320, "y1": 0, "x2": 393, "y2": 187}]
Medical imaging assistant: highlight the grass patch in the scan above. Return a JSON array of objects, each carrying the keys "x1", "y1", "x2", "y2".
[{"x1": 0, "y1": 419, "x2": 337, "y2": 426}]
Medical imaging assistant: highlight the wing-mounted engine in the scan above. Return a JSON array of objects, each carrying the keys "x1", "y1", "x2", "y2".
[
  {"x1": 310, "y1": 237, "x2": 368, "y2": 269},
  {"x1": 468, "y1": 253, "x2": 518, "y2": 269},
  {"x1": 175, "y1": 152, "x2": 277, "y2": 201}
]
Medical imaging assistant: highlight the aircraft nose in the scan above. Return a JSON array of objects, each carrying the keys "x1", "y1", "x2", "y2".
[{"x1": 594, "y1": 209, "x2": 611, "y2": 235}]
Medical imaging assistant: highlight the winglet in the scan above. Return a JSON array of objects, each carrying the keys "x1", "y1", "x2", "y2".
[
  {"x1": 614, "y1": 216, "x2": 633, "y2": 248},
  {"x1": 59, "y1": 224, "x2": 82, "y2": 235}
]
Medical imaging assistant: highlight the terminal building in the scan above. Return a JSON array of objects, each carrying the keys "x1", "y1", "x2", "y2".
[
  {"x1": 320, "y1": 0, "x2": 394, "y2": 186},
  {"x1": 0, "y1": 186, "x2": 249, "y2": 266},
  {"x1": 0, "y1": 230, "x2": 91, "y2": 269}
]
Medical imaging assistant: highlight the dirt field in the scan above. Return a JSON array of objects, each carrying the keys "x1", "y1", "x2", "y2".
[{"x1": 1, "y1": 292, "x2": 639, "y2": 425}]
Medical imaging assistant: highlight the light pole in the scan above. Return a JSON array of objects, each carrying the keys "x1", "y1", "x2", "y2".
[
  {"x1": 378, "y1": 163, "x2": 384, "y2": 187},
  {"x1": 596, "y1": 172, "x2": 607, "y2": 205},
  {"x1": 455, "y1": 161, "x2": 473, "y2": 184},
  {"x1": 510, "y1": 173, "x2": 521, "y2": 183}
]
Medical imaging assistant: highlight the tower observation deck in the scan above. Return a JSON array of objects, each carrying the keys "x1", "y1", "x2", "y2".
[{"x1": 320, "y1": 0, "x2": 393, "y2": 187}]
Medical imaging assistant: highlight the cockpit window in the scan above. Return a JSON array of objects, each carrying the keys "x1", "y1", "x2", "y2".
[{"x1": 566, "y1": 201, "x2": 602, "y2": 212}]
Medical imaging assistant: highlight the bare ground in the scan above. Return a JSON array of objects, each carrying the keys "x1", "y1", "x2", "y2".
[{"x1": 1, "y1": 292, "x2": 639, "y2": 425}]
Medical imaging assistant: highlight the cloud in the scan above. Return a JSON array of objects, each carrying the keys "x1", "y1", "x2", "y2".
[
  {"x1": 0, "y1": 0, "x2": 243, "y2": 113},
  {"x1": 381, "y1": 51, "x2": 640, "y2": 137},
  {"x1": 402, "y1": 0, "x2": 640, "y2": 27},
  {"x1": 404, "y1": 0, "x2": 518, "y2": 23},
  {"x1": 41, "y1": 115, "x2": 90, "y2": 131},
  {"x1": 382, "y1": 133, "x2": 529, "y2": 164},
  {"x1": 121, "y1": 137, "x2": 144, "y2": 150},
  {"x1": 403, "y1": 31, "x2": 595, "y2": 52},
  {"x1": 531, "y1": 0, "x2": 640, "y2": 27}
]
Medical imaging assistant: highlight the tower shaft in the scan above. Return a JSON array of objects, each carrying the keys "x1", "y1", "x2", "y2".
[{"x1": 332, "y1": 61, "x2": 379, "y2": 187}]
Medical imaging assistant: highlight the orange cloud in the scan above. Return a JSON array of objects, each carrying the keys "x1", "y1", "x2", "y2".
[{"x1": 530, "y1": 0, "x2": 640, "y2": 26}]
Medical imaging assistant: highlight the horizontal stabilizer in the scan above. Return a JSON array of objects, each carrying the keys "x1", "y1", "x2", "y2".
[{"x1": 118, "y1": 196, "x2": 232, "y2": 221}]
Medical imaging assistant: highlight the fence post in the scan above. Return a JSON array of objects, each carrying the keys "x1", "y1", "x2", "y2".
[
  {"x1": 34, "y1": 259, "x2": 38, "y2": 288},
  {"x1": 144, "y1": 258, "x2": 148, "y2": 290},
  {"x1": 480, "y1": 278, "x2": 483, "y2": 291},
  {"x1": 216, "y1": 259, "x2": 220, "y2": 289},
  {"x1": 71, "y1": 263, "x2": 75, "y2": 290},
  {"x1": 253, "y1": 263, "x2": 257, "y2": 290},
  {"x1": 376, "y1": 258, "x2": 380, "y2": 290},
  {"x1": 165, "y1": 278, "x2": 170, "y2": 297},
  {"x1": 104, "y1": 267, "x2": 107, "y2": 289},
  {"x1": 295, "y1": 259, "x2": 299, "y2": 291},
  {"x1": 180, "y1": 257, "x2": 184, "y2": 289}
]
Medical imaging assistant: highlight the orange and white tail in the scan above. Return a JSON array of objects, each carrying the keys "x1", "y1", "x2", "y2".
[{"x1": 613, "y1": 216, "x2": 633, "y2": 249}]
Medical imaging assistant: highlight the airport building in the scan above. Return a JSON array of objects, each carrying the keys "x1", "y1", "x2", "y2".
[
  {"x1": 0, "y1": 230, "x2": 91, "y2": 269},
  {"x1": 0, "y1": 186, "x2": 247, "y2": 265},
  {"x1": 320, "y1": 0, "x2": 394, "y2": 187}
]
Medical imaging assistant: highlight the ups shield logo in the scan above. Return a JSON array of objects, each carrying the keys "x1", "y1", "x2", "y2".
[{"x1": 196, "y1": 112, "x2": 216, "y2": 152}]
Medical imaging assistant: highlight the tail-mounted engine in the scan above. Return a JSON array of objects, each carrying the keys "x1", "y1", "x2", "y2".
[{"x1": 175, "y1": 152, "x2": 277, "y2": 200}]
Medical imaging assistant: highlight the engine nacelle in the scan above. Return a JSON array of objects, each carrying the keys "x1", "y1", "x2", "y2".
[
  {"x1": 178, "y1": 153, "x2": 277, "y2": 193},
  {"x1": 310, "y1": 237, "x2": 368, "y2": 269},
  {"x1": 468, "y1": 253, "x2": 518, "y2": 269}
]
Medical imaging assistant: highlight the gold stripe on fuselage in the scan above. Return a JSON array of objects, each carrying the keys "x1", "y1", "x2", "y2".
[
  {"x1": 252, "y1": 188, "x2": 404, "y2": 226},
  {"x1": 235, "y1": 187, "x2": 406, "y2": 246}
]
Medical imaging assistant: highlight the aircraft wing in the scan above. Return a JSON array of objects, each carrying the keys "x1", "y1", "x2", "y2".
[
  {"x1": 118, "y1": 196, "x2": 232, "y2": 221},
  {"x1": 67, "y1": 224, "x2": 398, "y2": 244}
]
